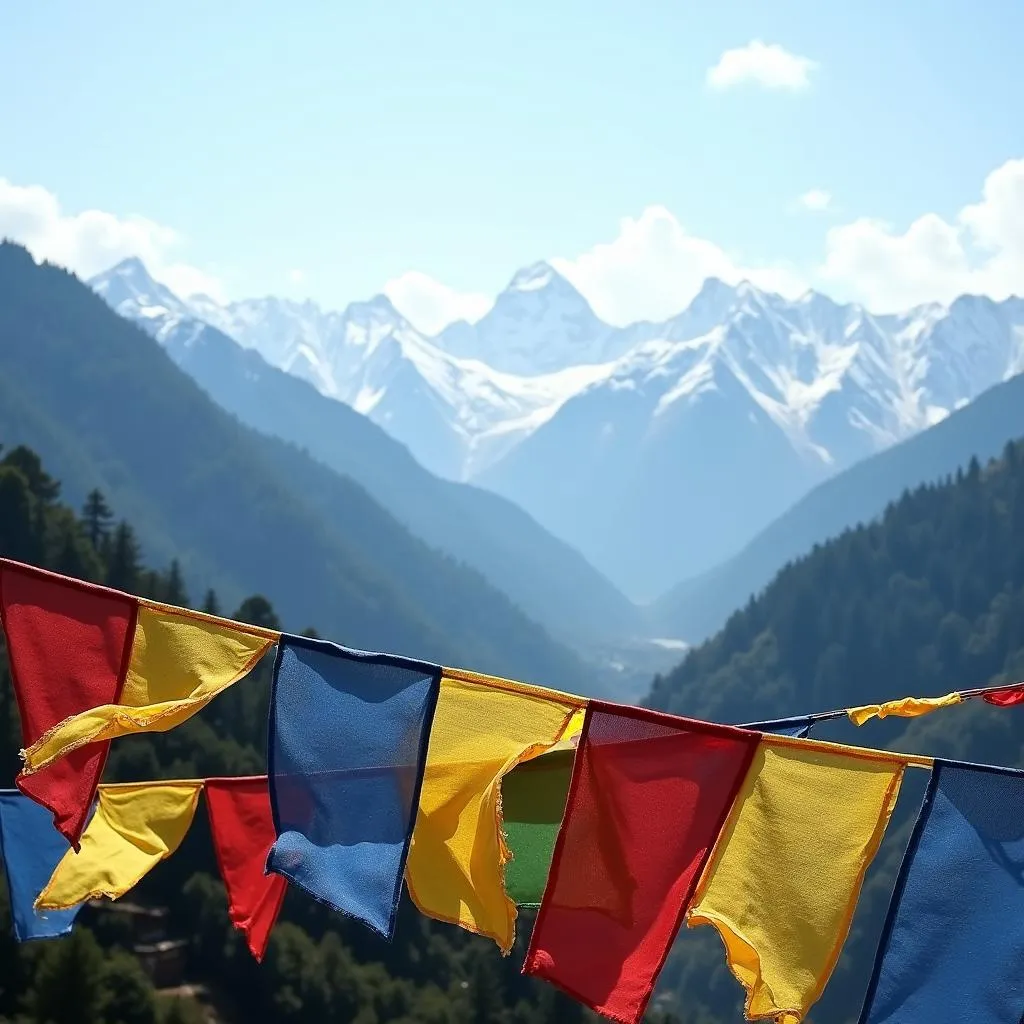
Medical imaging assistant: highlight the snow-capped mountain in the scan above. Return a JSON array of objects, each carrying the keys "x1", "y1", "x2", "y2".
[
  {"x1": 94, "y1": 259, "x2": 607, "y2": 480},
  {"x1": 479, "y1": 282, "x2": 1024, "y2": 596},
  {"x1": 436, "y1": 262, "x2": 623, "y2": 373},
  {"x1": 89, "y1": 257, "x2": 1024, "y2": 602}
]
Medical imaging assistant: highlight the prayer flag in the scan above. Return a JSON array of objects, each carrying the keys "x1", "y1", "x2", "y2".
[
  {"x1": 740, "y1": 715, "x2": 815, "y2": 738},
  {"x1": 983, "y1": 684, "x2": 1024, "y2": 706},
  {"x1": 21, "y1": 602, "x2": 277, "y2": 774},
  {"x1": 501, "y1": 742, "x2": 575, "y2": 907},
  {"x1": 0, "y1": 790, "x2": 90, "y2": 940},
  {"x1": 36, "y1": 781, "x2": 203, "y2": 910},
  {"x1": 206, "y1": 777, "x2": 286, "y2": 962},
  {"x1": 688, "y1": 738, "x2": 905, "y2": 1024},
  {"x1": 405, "y1": 669, "x2": 583, "y2": 953},
  {"x1": 859, "y1": 761, "x2": 1024, "y2": 1024},
  {"x1": 0, "y1": 559, "x2": 134, "y2": 847},
  {"x1": 523, "y1": 702, "x2": 759, "y2": 1024},
  {"x1": 267, "y1": 637, "x2": 440, "y2": 939},
  {"x1": 847, "y1": 692, "x2": 961, "y2": 726}
]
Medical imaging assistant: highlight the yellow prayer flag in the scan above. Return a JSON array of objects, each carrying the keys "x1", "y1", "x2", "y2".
[
  {"x1": 688, "y1": 739, "x2": 905, "y2": 1023},
  {"x1": 36, "y1": 781, "x2": 203, "y2": 910},
  {"x1": 405, "y1": 669, "x2": 584, "y2": 953},
  {"x1": 847, "y1": 691, "x2": 962, "y2": 727},
  {"x1": 22, "y1": 604, "x2": 277, "y2": 773}
]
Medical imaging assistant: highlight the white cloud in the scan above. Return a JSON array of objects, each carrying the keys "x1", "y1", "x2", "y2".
[
  {"x1": 799, "y1": 189, "x2": 832, "y2": 212},
  {"x1": 551, "y1": 205, "x2": 806, "y2": 325},
  {"x1": 706, "y1": 40, "x2": 817, "y2": 92},
  {"x1": 288, "y1": 268, "x2": 305, "y2": 284},
  {"x1": 0, "y1": 178, "x2": 223, "y2": 300},
  {"x1": 383, "y1": 270, "x2": 493, "y2": 335},
  {"x1": 818, "y1": 158, "x2": 1024, "y2": 311}
]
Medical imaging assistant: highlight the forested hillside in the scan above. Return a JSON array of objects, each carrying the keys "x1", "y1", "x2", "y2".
[
  {"x1": 0, "y1": 242, "x2": 599, "y2": 697},
  {"x1": 0, "y1": 443, "x2": 677, "y2": 1024},
  {"x1": 648, "y1": 440, "x2": 1024, "y2": 1022},
  {"x1": 652, "y1": 368, "x2": 1024, "y2": 645},
  {"x1": 6, "y1": 439, "x2": 1024, "y2": 1023}
]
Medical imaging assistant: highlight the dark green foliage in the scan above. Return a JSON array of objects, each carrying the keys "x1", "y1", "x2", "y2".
[
  {"x1": 647, "y1": 437, "x2": 1024, "y2": 1022},
  {"x1": 0, "y1": 447, "x2": 601, "y2": 1023}
]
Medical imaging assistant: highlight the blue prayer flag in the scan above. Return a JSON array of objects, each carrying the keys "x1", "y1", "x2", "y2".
[
  {"x1": 859, "y1": 760, "x2": 1024, "y2": 1023},
  {"x1": 0, "y1": 790, "x2": 87, "y2": 941},
  {"x1": 740, "y1": 715, "x2": 815, "y2": 739},
  {"x1": 266, "y1": 636, "x2": 441, "y2": 938}
]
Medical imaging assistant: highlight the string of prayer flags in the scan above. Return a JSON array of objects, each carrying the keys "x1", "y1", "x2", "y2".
[
  {"x1": 36, "y1": 781, "x2": 203, "y2": 910},
  {"x1": 740, "y1": 716, "x2": 815, "y2": 739},
  {"x1": 0, "y1": 791, "x2": 91, "y2": 941},
  {"x1": 858, "y1": 761, "x2": 1024, "y2": 1024},
  {"x1": 267, "y1": 637, "x2": 441, "y2": 939},
  {"x1": 405, "y1": 669, "x2": 583, "y2": 953},
  {"x1": 21, "y1": 599, "x2": 277, "y2": 775},
  {"x1": 688, "y1": 738, "x2": 906, "y2": 1024},
  {"x1": 0, "y1": 559, "x2": 134, "y2": 847},
  {"x1": 523, "y1": 703, "x2": 760, "y2": 1024},
  {"x1": 501, "y1": 742, "x2": 575, "y2": 907},
  {"x1": 206, "y1": 777, "x2": 286, "y2": 962},
  {"x1": 847, "y1": 692, "x2": 962, "y2": 727}
]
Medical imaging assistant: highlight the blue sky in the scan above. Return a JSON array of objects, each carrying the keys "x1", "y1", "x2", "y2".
[{"x1": 2, "y1": 1, "x2": 1022, "y2": 330}]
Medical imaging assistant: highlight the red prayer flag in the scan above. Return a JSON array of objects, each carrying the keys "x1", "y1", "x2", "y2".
[
  {"x1": 983, "y1": 685, "x2": 1024, "y2": 707},
  {"x1": 206, "y1": 777, "x2": 287, "y2": 961},
  {"x1": 0, "y1": 560, "x2": 135, "y2": 848},
  {"x1": 523, "y1": 701, "x2": 759, "y2": 1024}
]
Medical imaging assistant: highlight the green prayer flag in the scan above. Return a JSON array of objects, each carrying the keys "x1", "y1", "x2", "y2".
[{"x1": 502, "y1": 746, "x2": 574, "y2": 906}]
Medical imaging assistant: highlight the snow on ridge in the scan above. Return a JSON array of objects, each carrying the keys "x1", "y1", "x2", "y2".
[{"x1": 87, "y1": 256, "x2": 1024, "y2": 485}]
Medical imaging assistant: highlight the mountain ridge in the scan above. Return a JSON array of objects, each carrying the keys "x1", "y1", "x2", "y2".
[{"x1": 93, "y1": 256, "x2": 1024, "y2": 599}]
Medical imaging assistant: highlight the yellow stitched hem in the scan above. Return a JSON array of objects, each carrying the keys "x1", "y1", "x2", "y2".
[
  {"x1": 441, "y1": 667, "x2": 587, "y2": 709},
  {"x1": 760, "y1": 732, "x2": 933, "y2": 770},
  {"x1": 404, "y1": 874, "x2": 514, "y2": 954},
  {"x1": 687, "y1": 907, "x2": 802, "y2": 1022},
  {"x1": 139, "y1": 598, "x2": 281, "y2": 641}
]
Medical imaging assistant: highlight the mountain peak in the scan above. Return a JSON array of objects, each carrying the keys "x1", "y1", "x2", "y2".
[
  {"x1": 98, "y1": 255, "x2": 160, "y2": 290},
  {"x1": 112, "y1": 254, "x2": 149, "y2": 275},
  {"x1": 89, "y1": 257, "x2": 188, "y2": 319},
  {"x1": 341, "y1": 292, "x2": 406, "y2": 328},
  {"x1": 505, "y1": 261, "x2": 563, "y2": 295},
  {"x1": 669, "y1": 277, "x2": 739, "y2": 332}
]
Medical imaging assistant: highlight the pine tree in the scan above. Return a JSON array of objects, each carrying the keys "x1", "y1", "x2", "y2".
[
  {"x1": 0, "y1": 465, "x2": 36, "y2": 562},
  {"x1": 201, "y1": 588, "x2": 221, "y2": 616},
  {"x1": 1, "y1": 446, "x2": 59, "y2": 503},
  {"x1": 164, "y1": 558, "x2": 188, "y2": 607},
  {"x1": 233, "y1": 595, "x2": 280, "y2": 631},
  {"x1": 106, "y1": 521, "x2": 142, "y2": 592},
  {"x1": 81, "y1": 488, "x2": 114, "y2": 550}
]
